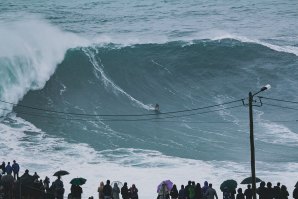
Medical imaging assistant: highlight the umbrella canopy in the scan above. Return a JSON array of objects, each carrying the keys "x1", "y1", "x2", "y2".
[
  {"x1": 112, "y1": 181, "x2": 123, "y2": 188},
  {"x1": 220, "y1": 180, "x2": 237, "y2": 192},
  {"x1": 241, "y1": 177, "x2": 262, "y2": 184},
  {"x1": 295, "y1": 181, "x2": 298, "y2": 188},
  {"x1": 157, "y1": 180, "x2": 174, "y2": 193},
  {"x1": 70, "y1": 177, "x2": 86, "y2": 186},
  {"x1": 53, "y1": 170, "x2": 69, "y2": 176}
]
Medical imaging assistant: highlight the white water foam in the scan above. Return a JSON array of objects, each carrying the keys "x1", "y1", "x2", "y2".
[
  {"x1": 82, "y1": 47, "x2": 152, "y2": 110},
  {"x1": 0, "y1": 17, "x2": 89, "y2": 116},
  {"x1": 1, "y1": 115, "x2": 297, "y2": 199}
]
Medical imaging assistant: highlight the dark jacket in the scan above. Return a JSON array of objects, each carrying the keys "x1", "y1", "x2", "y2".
[
  {"x1": 121, "y1": 185, "x2": 129, "y2": 199},
  {"x1": 103, "y1": 184, "x2": 112, "y2": 197}
]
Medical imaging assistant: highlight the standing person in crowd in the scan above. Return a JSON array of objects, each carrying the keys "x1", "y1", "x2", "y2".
[
  {"x1": 158, "y1": 182, "x2": 169, "y2": 199},
  {"x1": 53, "y1": 175, "x2": 65, "y2": 199},
  {"x1": 12, "y1": 160, "x2": 20, "y2": 179},
  {"x1": 70, "y1": 184, "x2": 83, "y2": 199},
  {"x1": 205, "y1": 184, "x2": 218, "y2": 199},
  {"x1": 98, "y1": 181, "x2": 104, "y2": 199},
  {"x1": 121, "y1": 182, "x2": 129, "y2": 199},
  {"x1": 0, "y1": 161, "x2": 5, "y2": 174},
  {"x1": 103, "y1": 180, "x2": 112, "y2": 199},
  {"x1": 266, "y1": 182, "x2": 275, "y2": 199},
  {"x1": 274, "y1": 182, "x2": 281, "y2": 199},
  {"x1": 244, "y1": 185, "x2": 252, "y2": 199},
  {"x1": 294, "y1": 182, "x2": 298, "y2": 199},
  {"x1": 236, "y1": 188, "x2": 244, "y2": 199},
  {"x1": 202, "y1": 181, "x2": 209, "y2": 199},
  {"x1": 179, "y1": 185, "x2": 186, "y2": 199},
  {"x1": 130, "y1": 184, "x2": 138, "y2": 199},
  {"x1": 230, "y1": 189, "x2": 236, "y2": 199},
  {"x1": 112, "y1": 183, "x2": 120, "y2": 199},
  {"x1": 223, "y1": 187, "x2": 231, "y2": 199},
  {"x1": 189, "y1": 182, "x2": 196, "y2": 199},
  {"x1": 195, "y1": 183, "x2": 202, "y2": 199},
  {"x1": 170, "y1": 184, "x2": 179, "y2": 199},
  {"x1": 185, "y1": 181, "x2": 192, "y2": 199},
  {"x1": 280, "y1": 185, "x2": 289, "y2": 199},
  {"x1": 5, "y1": 162, "x2": 12, "y2": 175},
  {"x1": 257, "y1": 182, "x2": 266, "y2": 199}
]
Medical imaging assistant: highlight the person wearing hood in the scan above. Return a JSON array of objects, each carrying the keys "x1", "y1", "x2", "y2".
[
  {"x1": 202, "y1": 181, "x2": 209, "y2": 199},
  {"x1": 170, "y1": 184, "x2": 179, "y2": 199},
  {"x1": 113, "y1": 183, "x2": 120, "y2": 199}
]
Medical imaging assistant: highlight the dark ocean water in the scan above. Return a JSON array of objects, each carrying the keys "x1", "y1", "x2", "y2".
[{"x1": 0, "y1": 1, "x2": 298, "y2": 198}]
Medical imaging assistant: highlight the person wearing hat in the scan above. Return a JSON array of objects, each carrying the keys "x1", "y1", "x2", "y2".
[{"x1": 12, "y1": 160, "x2": 20, "y2": 179}]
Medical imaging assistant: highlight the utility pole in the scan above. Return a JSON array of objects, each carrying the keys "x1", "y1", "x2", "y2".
[
  {"x1": 248, "y1": 84, "x2": 271, "y2": 199},
  {"x1": 249, "y1": 92, "x2": 257, "y2": 199}
]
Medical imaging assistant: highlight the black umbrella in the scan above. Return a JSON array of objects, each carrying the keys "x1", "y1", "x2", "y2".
[
  {"x1": 53, "y1": 170, "x2": 69, "y2": 176},
  {"x1": 70, "y1": 177, "x2": 86, "y2": 186},
  {"x1": 240, "y1": 177, "x2": 262, "y2": 184},
  {"x1": 295, "y1": 181, "x2": 298, "y2": 187},
  {"x1": 220, "y1": 179, "x2": 237, "y2": 192}
]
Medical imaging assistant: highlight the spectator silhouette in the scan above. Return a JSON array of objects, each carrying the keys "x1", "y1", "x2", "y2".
[
  {"x1": 244, "y1": 185, "x2": 252, "y2": 199},
  {"x1": 202, "y1": 181, "x2": 209, "y2": 199},
  {"x1": 129, "y1": 184, "x2": 138, "y2": 199},
  {"x1": 98, "y1": 181, "x2": 104, "y2": 199},
  {"x1": 195, "y1": 183, "x2": 202, "y2": 199},
  {"x1": 205, "y1": 184, "x2": 218, "y2": 199},
  {"x1": 294, "y1": 182, "x2": 298, "y2": 199},
  {"x1": 257, "y1": 182, "x2": 266, "y2": 199},
  {"x1": 12, "y1": 160, "x2": 20, "y2": 180},
  {"x1": 170, "y1": 184, "x2": 179, "y2": 199},
  {"x1": 70, "y1": 184, "x2": 83, "y2": 199},
  {"x1": 266, "y1": 182, "x2": 274, "y2": 199},
  {"x1": 236, "y1": 188, "x2": 244, "y2": 199},
  {"x1": 103, "y1": 180, "x2": 112, "y2": 199},
  {"x1": 280, "y1": 185, "x2": 289, "y2": 199},
  {"x1": 5, "y1": 162, "x2": 12, "y2": 175},
  {"x1": 158, "y1": 182, "x2": 169, "y2": 199},
  {"x1": 53, "y1": 175, "x2": 64, "y2": 199},
  {"x1": 121, "y1": 182, "x2": 129, "y2": 199},
  {"x1": 189, "y1": 182, "x2": 196, "y2": 199},
  {"x1": 185, "y1": 181, "x2": 192, "y2": 199},
  {"x1": 112, "y1": 183, "x2": 120, "y2": 199},
  {"x1": 178, "y1": 185, "x2": 186, "y2": 199},
  {"x1": 274, "y1": 182, "x2": 281, "y2": 199}
]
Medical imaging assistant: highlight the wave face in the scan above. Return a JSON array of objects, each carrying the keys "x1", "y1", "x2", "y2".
[{"x1": 9, "y1": 39, "x2": 298, "y2": 163}]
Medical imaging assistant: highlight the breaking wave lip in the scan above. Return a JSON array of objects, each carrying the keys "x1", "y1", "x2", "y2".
[{"x1": 0, "y1": 17, "x2": 89, "y2": 116}]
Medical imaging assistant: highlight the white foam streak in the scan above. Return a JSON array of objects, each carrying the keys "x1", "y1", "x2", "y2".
[
  {"x1": 0, "y1": 18, "x2": 89, "y2": 116},
  {"x1": 211, "y1": 33, "x2": 298, "y2": 56},
  {"x1": 83, "y1": 48, "x2": 152, "y2": 110}
]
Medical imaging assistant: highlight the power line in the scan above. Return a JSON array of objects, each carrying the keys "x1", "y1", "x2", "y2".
[
  {"x1": 12, "y1": 105, "x2": 244, "y2": 122},
  {"x1": 259, "y1": 96, "x2": 298, "y2": 105},
  {"x1": 263, "y1": 103, "x2": 298, "y2": 111},
  {"x1": 0, "y1": 98, "x2": 243, "y2": 117}
]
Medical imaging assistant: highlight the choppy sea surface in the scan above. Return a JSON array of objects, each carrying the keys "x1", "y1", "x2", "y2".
[{"x1": 1, "y1": 0, "x2": 298, "y2": 198}]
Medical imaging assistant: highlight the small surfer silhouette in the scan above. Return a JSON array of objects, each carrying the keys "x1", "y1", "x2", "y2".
[{"x1": 154, "y1": 104, "x2": 160, "y2": 113}]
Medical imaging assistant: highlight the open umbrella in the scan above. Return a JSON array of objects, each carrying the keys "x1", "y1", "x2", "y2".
[
  {"x1": 112, "y1": 181, "x2": 123, "y2": 188},
  {"x1": 53, "y1": 170, "x2": 69, "y2": 176},
  {"x1": 220, "y1": 180, "x2": 237, "y2": 192},
  {"x1": 70, "y1": 177, "x2": 87, "y2": 186},
  {"x1": 157, "y1": 180, "x2": 173, "y2": 193},
  {"x1": 295, "y1": 181, "x2": 298, "y2": 187},
  {"x1": 240, "y1": 177, "x2": 262, "y2": 184}
]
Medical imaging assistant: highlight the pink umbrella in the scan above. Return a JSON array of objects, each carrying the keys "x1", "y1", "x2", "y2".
[{"x1": 157, "y1": 180, "x2": 173, "y2": 193}]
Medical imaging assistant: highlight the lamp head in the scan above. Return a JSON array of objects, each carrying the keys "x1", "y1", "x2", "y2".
[{"x1": 260, "y1": 84, "x2": 271, "y2": 91}]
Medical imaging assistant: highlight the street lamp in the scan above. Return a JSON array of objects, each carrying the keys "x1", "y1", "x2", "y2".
[{"x1": 249, "y1": 84, "x2": 271, "y2": 199}]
